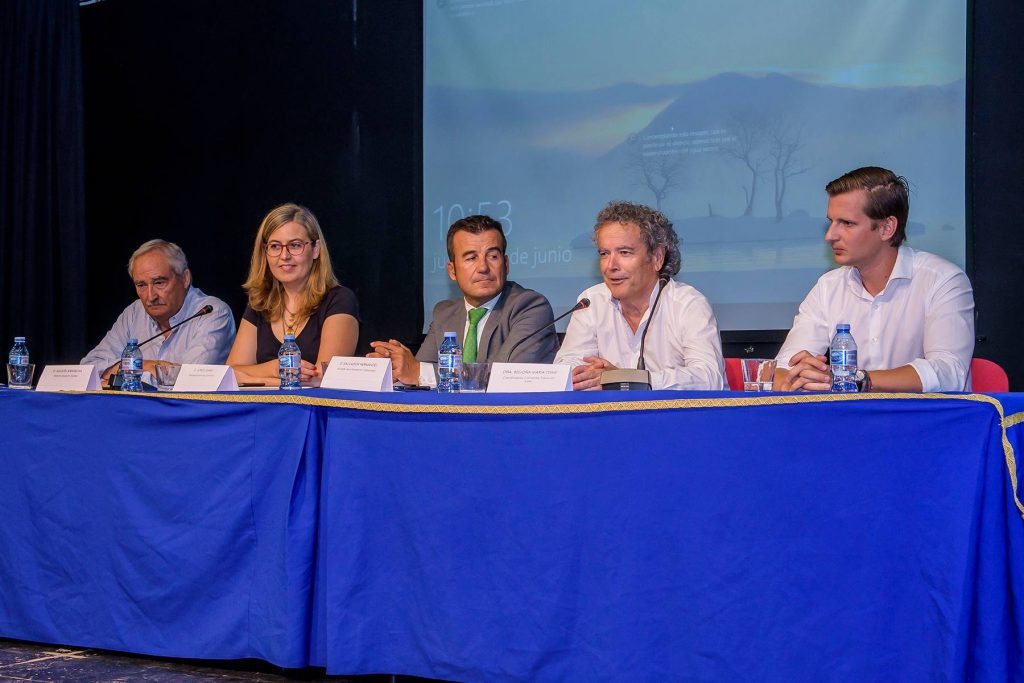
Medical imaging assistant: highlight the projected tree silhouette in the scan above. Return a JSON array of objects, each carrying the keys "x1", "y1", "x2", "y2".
[
  {"x1": 723, "y1": 111, "x2": 768, "y2": 217},
  {"x1": 768, "y1": 119, "x2": 810, "y2": 223},
  {"x1": 627, "y1": 145, "x2": 686, "y2": 212}
]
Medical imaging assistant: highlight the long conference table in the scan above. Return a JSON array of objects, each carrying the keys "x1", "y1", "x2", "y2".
[{"x1": 1, "y1": 387, "x2": 1023, "y2": 682}]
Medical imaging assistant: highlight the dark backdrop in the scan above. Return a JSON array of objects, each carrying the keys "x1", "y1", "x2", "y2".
[
  {"x1": 0, "y1": 0, "x2": 86, "y2": 366},
  {"x1": 5, "y1": 0, "x2": 1021, "y2": 388},
  {"x1": 79, "y1": 0, "x2": 422, "y2": 356},
  {"x1": 968, "y1": 0, "x2": 1024, "y2": 391}
]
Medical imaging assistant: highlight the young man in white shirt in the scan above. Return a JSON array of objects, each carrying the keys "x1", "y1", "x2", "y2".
[
  {"x1": 774, "y1": 166, "x2": 974, "y2": 392},
  {"x1": 555, "y1": 201, "x2": 725, "y2": 390}
]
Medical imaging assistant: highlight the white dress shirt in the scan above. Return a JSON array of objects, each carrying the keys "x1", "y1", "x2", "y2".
[
  {"x1": 555, "y1": 279, "x2": 726, "y2": 390},
  {"x1": 775, "y1": 246, "x2": 975, "y2": 392}
]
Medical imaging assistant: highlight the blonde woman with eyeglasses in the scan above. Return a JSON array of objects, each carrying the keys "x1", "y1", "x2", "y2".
[{"x1": 227, "y1": 203, "x2": 359, "y2": 386}]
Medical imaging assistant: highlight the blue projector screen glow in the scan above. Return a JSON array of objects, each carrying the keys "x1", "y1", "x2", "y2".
[{"x1": 423, "y1": 1, "x2": 966, "y2": 331}]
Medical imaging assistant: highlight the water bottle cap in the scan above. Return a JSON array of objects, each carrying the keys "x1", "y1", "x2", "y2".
[
  {"x1": 14, "y1": 336, "x2": 25, "y2": 343},
  {"x1": 284, "y1": 334, "x2": 295, "y2": 341},
  {"x1": 444, "y1": 331, "x2": 457, "y2": 338},
  {"x1": 836, "y1": 323, "x2": 851, "y2": 332},
  {"x1": 127, "y1": 338, "x2": 138, "y2": 344}
]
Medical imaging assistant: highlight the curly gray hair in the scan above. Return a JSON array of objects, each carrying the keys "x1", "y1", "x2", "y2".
[{"x1": 593, "y1": 201, "x2": 680, "y2": 277}]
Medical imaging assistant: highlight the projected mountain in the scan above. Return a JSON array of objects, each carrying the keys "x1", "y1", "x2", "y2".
[
  {"x1": 426, "y1": 72, "x2": 963, "y2": 221},
  {"x1": 424, "y1": 73, "x2": 965, "y2": 319},
  {"x1": 603, "y1": 73, "x2": 964, "y2": 220}
]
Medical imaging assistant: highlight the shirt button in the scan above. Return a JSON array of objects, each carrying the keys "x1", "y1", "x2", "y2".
[{"x1": 872, "y1": 337, "x2": 878, "y2": 342}]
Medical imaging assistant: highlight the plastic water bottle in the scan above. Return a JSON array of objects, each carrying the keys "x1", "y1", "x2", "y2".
[
  {"x1": 437, "y1": 331, "x2": 462, "y2": 393},
  {"x1": 8, "y1": 337, "x2": 30, "y2": 388},
  {"x1": 830, "y1": 323, "x2": 858, "y2": 393},
  {"x1": 278, "y1": 334, "x2": 301, "y2": 390},
  {"x1": 120, "y1": 338, "x2": 144, "y2": 392}
]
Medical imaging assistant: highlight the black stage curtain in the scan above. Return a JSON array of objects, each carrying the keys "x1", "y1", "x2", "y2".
[
  {"x1": 0, "y1": 0, "x2": 86, "y2": 366},
  {"x1": 970, "y1": 0, "x2": 1024, "y2": 389},
  {"x1": 79, "y1": 0, "x2": 421, "y2": 357}
]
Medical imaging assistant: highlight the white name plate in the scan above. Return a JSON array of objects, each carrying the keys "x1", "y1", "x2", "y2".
[
  {"x1": 173, "y1": 364, "x2": 238, "y2": 392},
  {"x1": 320, "y1": 357, "x2": 393, "y2": 392},
  {"x1": 36, "y1": 365, "x2": 102, "y2": 392},
  {"x1": 487, "y1": 363, "x2": 571, "y2": 393}
]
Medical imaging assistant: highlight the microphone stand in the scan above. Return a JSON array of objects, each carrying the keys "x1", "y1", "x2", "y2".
[
  {"x1": 104, "y1": 305, "x2": 214, "y2": 389},
  {"x1": 503, "y1": 298, "x2": 590, "y2": 363},
  {"x1": 601, "y1": 278, "x2": 668, "y2": 391}
]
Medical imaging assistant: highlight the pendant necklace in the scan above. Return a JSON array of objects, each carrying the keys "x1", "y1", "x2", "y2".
[{"x1": 284, "y1": 307, "x2": 299, "y2": 336}]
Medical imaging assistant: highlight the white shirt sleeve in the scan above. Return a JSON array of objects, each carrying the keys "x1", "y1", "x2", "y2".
[
  {"x1": 910, "y1": 270, "x2": 974, "y2": 392},
  {"x1": 776, "y1": 280, "x2": 831, "y2": 369},
  {"x1": 649, "y1": 291, "x2": 725, "y2": 390},
  {"x1": 418, "y1": 362, "x2": 437, "y2": 388},
  {"x1": 553, "y1": 298, "x2": 599, "y2": 368}
]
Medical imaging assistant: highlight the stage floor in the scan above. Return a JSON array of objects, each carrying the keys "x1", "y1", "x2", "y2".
[{"x1": 0, "y1": 638, "x2": 450, "y2": 682}]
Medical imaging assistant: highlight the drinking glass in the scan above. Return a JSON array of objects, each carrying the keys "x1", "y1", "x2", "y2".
[
  {"x1": 6, "y1": 363, "x2": 35, "y2": 389},
  {"x1": 154, "y1": 363, "x2": 182, "y2": 391},
  {"x1": 741, "y1": 359, "x2": 777, "y2": 392},
  {"x1": 460, "y1": 362, "x2": 492, "y2": 393}
]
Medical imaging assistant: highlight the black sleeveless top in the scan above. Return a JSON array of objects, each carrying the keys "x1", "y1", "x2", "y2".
[{"x1": 242, "y1": 286, "x2": 359, "y2": 363}]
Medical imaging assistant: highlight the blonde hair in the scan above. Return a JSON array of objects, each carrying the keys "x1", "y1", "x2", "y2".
[{"x1": 243, "y1": 203, "x2": 339, "y2": 322}]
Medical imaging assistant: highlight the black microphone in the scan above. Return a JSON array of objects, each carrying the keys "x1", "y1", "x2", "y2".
[
  {"x1": 637, "y1": 278, "x2": 669, "y2": 371},
  {"x1": 104, "y1": 304, "x2": 215, "y2": 386},
  {"x1": 503, "y1": 298, "x2": 590, "y2": 362}
]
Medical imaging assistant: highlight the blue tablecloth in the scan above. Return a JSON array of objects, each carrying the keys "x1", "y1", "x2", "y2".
[
  {"x1": 0, "y1": 389, "x2": 322, "y2": 667},
  {"x1": 2, "y1": 388, "x2": 1023, "y2": 681}
]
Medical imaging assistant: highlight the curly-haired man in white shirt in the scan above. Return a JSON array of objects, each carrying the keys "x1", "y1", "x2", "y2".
[{"x1": 555, "y1": 201, "x2": 726, "y2": 391}]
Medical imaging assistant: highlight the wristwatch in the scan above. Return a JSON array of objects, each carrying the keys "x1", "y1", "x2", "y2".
[{"x1": 854, "y1": 369, "x2": 872, "y2": 393}]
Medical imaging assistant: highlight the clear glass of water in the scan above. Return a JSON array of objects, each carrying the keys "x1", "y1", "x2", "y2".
[
  {"x1": 460, "y1": 362, "x2": 492, "y2": 393},
  {"x1": 741, "y1": 359, "x2": 777, "y2": 392},
  {"x1": 154, "y1": 363, "x2": 182, "y2": 391},
  {"x1": 7, "y1": 363, "x2": 35, "y2": 389}
]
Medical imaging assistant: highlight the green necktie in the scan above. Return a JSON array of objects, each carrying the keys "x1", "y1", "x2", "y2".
[{"x1": 463, "y1": 307, "x2": 488, "y2": 363}]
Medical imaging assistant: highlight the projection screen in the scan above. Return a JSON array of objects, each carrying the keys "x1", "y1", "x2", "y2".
[{"x1": 423, "y1": 0, "x2": 966, "y2": 330}]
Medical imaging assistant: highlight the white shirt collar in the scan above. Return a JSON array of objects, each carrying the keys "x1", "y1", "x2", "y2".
[
  {"x1": 846, "y1": 246, "x2": 914, "y2": 299},
  {"x1": 463, "y1": 290, "x2": 502, "y2": 313},
  {"x1": 610, "y1": 279, "x2": 664, "y2": 327}
]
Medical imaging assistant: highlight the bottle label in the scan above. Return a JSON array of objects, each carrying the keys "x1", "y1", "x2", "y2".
[
  {"x1": 279, "y1": 354, "x2": 299, "y2": 369},
  {"x1": 9, "y1": 354, "x2": 28, "y2": 365},
  {"x1": 439, "y1": 353, "x2": 456, "y2": 371},
  {"x1": 830, "y1": 349, "x2": 857, "y2": 373},
  {"x1": 121, "y1": 357, "x2": 142, "y2": 372}
]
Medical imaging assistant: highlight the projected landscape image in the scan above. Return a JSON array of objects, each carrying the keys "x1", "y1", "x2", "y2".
[{"x1": 424, "y1": 1, "x2": 966, "y2": 329}]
